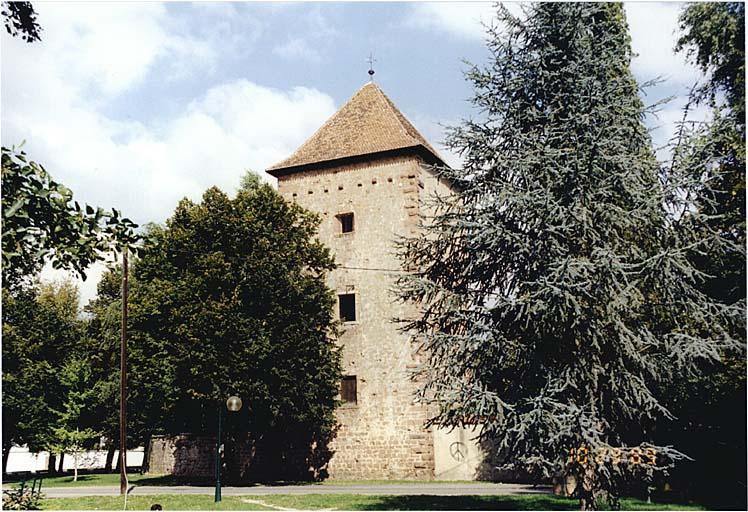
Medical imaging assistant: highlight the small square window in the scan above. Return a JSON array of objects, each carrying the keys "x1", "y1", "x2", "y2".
[
  {"x1": 338, "y1": 293, "x2": 356, "y2": 322},
  {"x1": 337, "y1": 213, "x2": 354, "y2": 233},
  {"x1": 341, "y1": 375, "x2": 357, "y2": 404}
]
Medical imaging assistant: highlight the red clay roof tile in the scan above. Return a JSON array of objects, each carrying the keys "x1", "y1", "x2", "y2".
[{"x1": 267, "y1": 82, "x2": 444, "y2": 174}]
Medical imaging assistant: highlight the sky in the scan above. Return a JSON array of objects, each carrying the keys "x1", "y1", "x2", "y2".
[{"x1": 1, "y1": 1, "x2": 707, "y2": 306}]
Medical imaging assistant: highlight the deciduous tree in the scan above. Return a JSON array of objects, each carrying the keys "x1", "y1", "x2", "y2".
[
  {"x1": 1, "y1": 279, "x2": 85, "y2": 474},
  {"x1": 82, "y1": 267, "x2": 126, "y2": 469},
  {"x1": 1, "y1": 1, "x2": 41, "y2": 43},
  {"x1": 46, "y1": 359, "x2": 101, "y2": 482},
  {"x1": 1, "y1": 146, "x2": 139, "y2": 288},
  {"x1": 123, "y1": 182, "x2": 341, "y2": 481}
]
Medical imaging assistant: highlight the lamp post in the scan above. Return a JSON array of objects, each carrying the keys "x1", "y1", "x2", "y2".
[{"x1": 215, "y1": 395, "x2": 242, "y2": 503}]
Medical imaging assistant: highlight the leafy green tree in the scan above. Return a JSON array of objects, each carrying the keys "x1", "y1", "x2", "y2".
[
  {"x1": 1, "y1": 279, "x2": 85, "y2": 474},
  {"x1": 2, "y1": 145, "x2": 138, "y2": 471},
  {"x1": 2, "y1": 283, "x2": 47, "y2": 472},
  {"x1": 239, "y1": 170, "x2": 262, "y2": 192},
  {"x1": 1, "y1": 1, "x2": 41, "y2": 43},
  {"x1": 396, "y1": 3, "x2": 741, "y2": 509},
  {"x1": 46, "y1": 359, "x2": 101, "y2": 482},
  {"x1": 1, "y1": 146, "x2": 140, "y2": 288},
  {"x1": 123, "y1": 184, "x2": 341, "y2": 481},
  {"x1": 82, "y1": 267, "x2": 125, "y2": 469}
]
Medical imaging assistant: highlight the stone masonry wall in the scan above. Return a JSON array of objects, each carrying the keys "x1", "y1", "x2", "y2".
[
  {"x1": 278, "y1": 154, "x2": 438, "y2": 479},
  {"x1": 143, "y1": 156, "x2": 463, "y2": 481},
  {"x1": 145, "y1": 434, "x2": 216, "y2": 477},
  {"x1": 145, "y1": 434, "x2": 253, "y2": 478}
]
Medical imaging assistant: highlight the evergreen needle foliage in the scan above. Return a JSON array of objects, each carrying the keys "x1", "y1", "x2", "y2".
[
  {"x1": 395, "y1": 3, "x2": 743, "y2": 509},
  {"x1": 655, "y1": 3, "x2": 746, "y2": 508}
]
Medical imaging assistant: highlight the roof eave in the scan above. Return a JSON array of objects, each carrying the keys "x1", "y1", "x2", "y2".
[{"x1": 267, "y1": 145, "x2": 448, "y2": 178}]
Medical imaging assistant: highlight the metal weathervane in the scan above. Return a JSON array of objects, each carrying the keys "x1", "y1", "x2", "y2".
[{"x1": 367, "y1": 53, "x2": 376, "y2": 81}]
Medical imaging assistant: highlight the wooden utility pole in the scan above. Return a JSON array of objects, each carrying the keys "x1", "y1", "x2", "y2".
[{"x1": 120, "y1": 250, "x2": 129, "y2": 495}]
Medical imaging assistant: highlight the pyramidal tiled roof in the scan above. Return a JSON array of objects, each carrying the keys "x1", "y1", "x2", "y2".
[{"x1": 267, "y1": 82, "x2": 445, "y2": 175}]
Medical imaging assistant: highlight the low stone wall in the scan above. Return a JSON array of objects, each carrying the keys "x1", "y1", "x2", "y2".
[
  {"x1": 145, "y1": 434, "x2": 219, "y2": 477},
  {"x1": 144, "y1": 433, "x2": 316, "y2": 481}
]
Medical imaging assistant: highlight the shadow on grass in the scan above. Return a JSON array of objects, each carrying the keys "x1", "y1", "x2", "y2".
[
  {"x1": 3, "y1": 468, "x2": 141, "y2": 484},
  {"x1": 132, "y1": 475, "x2": 324, "y2": 487},
  {"x1": 3, "y1": 470, "x2": 326, "y2": 488},
  {"x1": 2, "y1": 473, "x2": 107, "y2": 486},
  {"x1": 331, "y1": 495, "x2": 705, "y2": 511},
  {"x1": 339, "y1": 495, "x2": 575, "y2": 511}
]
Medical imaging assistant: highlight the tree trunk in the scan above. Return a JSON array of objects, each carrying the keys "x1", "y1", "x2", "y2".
[
  {"x1": 578, "y1": 465, "x2": 599, "y2": 511},
  {"x1": 73, "y1": 453, "x2": 78, "y2": 482},
  {"x1": 141, "y1": 436, "x2": 151, "y2": 474},
  {"x1": 47, "y1": 453, "x2": 56, "y2": 474},
  {"x1": 105, "y1": 445, "x2": 116, "y2": 471},
  {"x1": 58, "y1": 453, "x2": 65, "y2": 474},
  {"x1": 3, "y1": 444, "x2": 11, "y2": 475}
]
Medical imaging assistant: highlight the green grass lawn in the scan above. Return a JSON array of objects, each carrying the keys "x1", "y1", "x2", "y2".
[
  {"x1": 40, "y1": 493, "x2": 706, "y2": 511},
  {"x1": 41, "y1": 494, "x2": 266, "y2": 510}
]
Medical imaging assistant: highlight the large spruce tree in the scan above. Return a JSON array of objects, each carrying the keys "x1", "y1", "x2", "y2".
[{"x1": 396, "y1": 3, "x2": 742, "y2": 509}]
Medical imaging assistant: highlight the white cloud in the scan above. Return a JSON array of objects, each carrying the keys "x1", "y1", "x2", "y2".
[
  {"x1": 624, "y1": 2, "x2": 700, "y2": 87},
  {"x1": 272, "y1": 6, "x2": 337, "y2": 62},
  {"x1": 3, "y1": 77, "x2": 336, "y2": 225},
  {"x1": 2, "y1": 2, "x2": 337, "y2": 221},
  {"x1": 2, "y1": 2, "x2": 337, "y2": 307},
  {"x1": 18, "y1": 2, "x2": 216, "y2": 97},
  {"x1": 407, "y1": 1, "x2": 701, "y2": 89},
  {"x1": 273, "y1": 37, "x2": 322, "y2": 62},
  {"x1": 406, "y1": 2, "x2": 497, "y2": 40}
]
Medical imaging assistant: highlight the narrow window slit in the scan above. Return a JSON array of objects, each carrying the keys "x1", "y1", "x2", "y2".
[
  {"x1": 341, "y1": 376, "x2": 357, "y2": 404},
  {"x1": 338, "y1": 293, "x2": 356, "y2": 322},
  {"x1": 336, "y1": 213, "x2": 354, "y2": 233}
]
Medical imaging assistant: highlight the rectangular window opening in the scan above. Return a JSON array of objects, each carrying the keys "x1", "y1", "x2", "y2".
[
  {"x1": 341, "y1": 375, "x2": 357, "y2": 404},
  {"x1": 338, "y1": 293, "x2": 356, "y2": 322},
  {"x1": 337, "y1": 213, "x2": 354, "y2": 233}
]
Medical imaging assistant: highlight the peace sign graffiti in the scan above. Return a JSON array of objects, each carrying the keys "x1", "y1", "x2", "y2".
[{"x1": 450, "y1": 441, "x2": 467, "y2": 461}]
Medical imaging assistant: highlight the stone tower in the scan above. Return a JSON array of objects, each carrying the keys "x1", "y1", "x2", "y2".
[{"x1": 267, "y1": 82, "x2": 454, "y2": 479}]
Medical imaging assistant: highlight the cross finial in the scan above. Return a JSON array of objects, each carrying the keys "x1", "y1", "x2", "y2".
[{"x1": 367, "y1": 53, "x2": 376, "y2": 81}]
